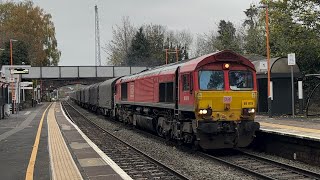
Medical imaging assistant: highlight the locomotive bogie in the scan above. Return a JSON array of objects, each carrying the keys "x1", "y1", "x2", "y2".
[{"x1": 197, "y1": 120, "x2": 259, "y2": 149}]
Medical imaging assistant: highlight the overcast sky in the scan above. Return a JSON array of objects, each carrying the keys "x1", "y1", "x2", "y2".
[{"x1": 30, "y1": 0, "x2": 260, "y2": 66}]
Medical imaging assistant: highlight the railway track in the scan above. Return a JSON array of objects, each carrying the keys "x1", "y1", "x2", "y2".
[
  {"x1": 200, "y1": 150, "x2": 320, "y2": 180},
  {"x1": 66, "y1": 101, "x2": 320, "y2": 180},
  {"x1": 61, "y1": 101, "x2": 189, "y2": 180}
]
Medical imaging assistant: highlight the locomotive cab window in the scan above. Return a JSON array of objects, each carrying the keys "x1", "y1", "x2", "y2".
[
  {"x1": 182, "y1": 74, "x2": 190, "y2": 91},
  {"x1": 229, "y1": 71, "x2": 253, "y2": 90},
  {"x1": 199, "y1": 70, "x2": 224, "y2": 90}
]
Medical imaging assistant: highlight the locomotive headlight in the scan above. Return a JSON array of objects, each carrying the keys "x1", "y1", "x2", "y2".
[
  {"x1": 202, "y1": 109, "x2": 208, "y2": 114},
  {"x1": 199, "y1": 109, "x2": 208, "y2": 115},
  {"x1": 248, "y1": 108, "x2": 255, "y2": 114}
]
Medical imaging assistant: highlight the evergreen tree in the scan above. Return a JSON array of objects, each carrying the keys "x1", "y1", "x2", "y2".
[
  {"x1": 243, "y1": 5, "x2": 265, "y2": 55},
  {"x1": 0, "y1": 41, "x2": 29, "y2": 66},
  {"x1": 126, "y1": 27, "x2": 151, "y2": 66},
  {"x1": 256, "y1": 0, "x2": 320, "y2": 76},
  {"x1": 144, "y1": 24, "x2": 166, "y2": 66},
  {"x1": 216, "y1": 20, "x2": 241, "y2": 52}
]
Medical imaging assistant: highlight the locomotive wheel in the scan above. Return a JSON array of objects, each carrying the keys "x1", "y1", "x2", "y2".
[
  {"x1": 156, "y1": 126, "x2": 163, "y2": 137},
  {"x1": 192, "y1": 140, "x2": 200, "y2": 151},
  {"x1": 165, "y1": 130, "x2": 171, "y2": 141},
  {"x1": 177, "y1": 140, "x2": 183, "y2": 146}
]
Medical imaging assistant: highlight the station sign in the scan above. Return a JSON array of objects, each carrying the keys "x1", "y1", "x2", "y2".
[
  {"x1": 9, "y1": 77, "x2": 15, "y2": 83},
  {"x1": 259, "y1": 61, "x2": 267, "y2": 71},
  {"x1": 21, "y1": 86, "x2": 33, "y2": 90},
  {"x1": 12, "y1": 68, "x2": 29, "y2": 74},
  {"x1": 288, "y1": 53, "x2": 296, "y2": 66},
  {"x1": 20, "y1": 81, "x2": 33, "y2": 90},
  {"x1": 20, "y1": 82, "x2": 33, "y2": 86}
]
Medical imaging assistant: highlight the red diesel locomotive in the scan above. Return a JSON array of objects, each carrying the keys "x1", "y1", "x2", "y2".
[{"x1": 113, "y1": 50, "x2": 259, "y2": 149}]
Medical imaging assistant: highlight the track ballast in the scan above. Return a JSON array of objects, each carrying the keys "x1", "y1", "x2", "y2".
[
  {"x1": 201, "y1": 150, "x2": 320, "y2": 180},
  {"x1": 61, "y1": 101, "x2": 189, "y2": 180}
]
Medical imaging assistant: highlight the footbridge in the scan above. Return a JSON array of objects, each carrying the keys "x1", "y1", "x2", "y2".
[
  {"x1": 0, "y1": 65, "x2": 148, "y2": 95},
  {"x1": 20, "y1": 66, "x2": 148, "y2": 79}
]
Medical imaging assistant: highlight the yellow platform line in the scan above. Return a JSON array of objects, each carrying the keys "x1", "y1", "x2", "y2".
[
  {"x1": 25, "y1": 103, "x2": 52, "y2": 180},
  {"x1": 260, "y1": 122, "x2": 320, "y2": 134},
  {"x1": 48, "y1": 103, "x2": 82, "y2": 180}
]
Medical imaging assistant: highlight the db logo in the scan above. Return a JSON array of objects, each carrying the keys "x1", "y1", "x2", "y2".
[{"x1": 223, "y1": 96, "x2": 232, "y2": 104}]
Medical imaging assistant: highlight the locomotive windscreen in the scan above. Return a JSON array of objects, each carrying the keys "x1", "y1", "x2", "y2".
[
  {"x1": 229, "y1": 71, "x2": 253, "y2": 90},
  {"x1": 199, "y1": 70, "x2": 224, "y2": 90}
]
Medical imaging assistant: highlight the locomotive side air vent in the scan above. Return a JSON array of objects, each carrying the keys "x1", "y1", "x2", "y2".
[
  {"x1": 121, "y1": 83, "x2": 128, "y2": 101},
  {"x1": 159, "y1": 82, "x2": 174, "y2": 103}
]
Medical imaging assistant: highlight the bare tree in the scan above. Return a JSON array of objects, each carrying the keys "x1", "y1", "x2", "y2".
[
  {"x1": 175, "y1": 30, "x2": 193, "y2": 51},
  {"x1": 195, "y1": 30, "x2": 219, "y2": 57},
  {"x1": 164, "y1": 29, "x2": 193, "y2": 61},
  {"x1": 104, "y1": 16, "x2": 136, "y2": 65},
  {"x1": 195, "y1": 20, "x2": 245, "y2": 57}
]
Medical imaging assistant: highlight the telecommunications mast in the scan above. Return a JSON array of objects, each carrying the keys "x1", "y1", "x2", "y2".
[{"x1": 95, "y1": 5, "x2": 101, "y2": 66}]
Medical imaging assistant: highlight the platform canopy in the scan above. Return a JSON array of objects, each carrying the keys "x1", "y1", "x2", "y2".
[
  {"x1": 251, "y1": 57, "x2": 301, "y2": 79},
  {"x1": 305, "y1": 74, "x2": 320, "y2": 79}
]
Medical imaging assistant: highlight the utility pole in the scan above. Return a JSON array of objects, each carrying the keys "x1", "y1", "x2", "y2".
[{"x1": 95, "y1": 5, "x2": 101, "y2": 66}]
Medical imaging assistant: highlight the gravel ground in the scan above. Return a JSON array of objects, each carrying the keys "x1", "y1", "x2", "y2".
[{"x1": 70, "y1": 103, "x2": 257, "y2": 180}]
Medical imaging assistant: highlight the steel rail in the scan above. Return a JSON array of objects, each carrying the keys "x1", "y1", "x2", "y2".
[
  {"x1": 198, "y1": 152, "x2": 276, "y2": 180},
  {"x1": 199, "y1": 150, "x2": 320, "y2": 180},
  {"x1": 237, "y1": 149, "x2": 320, "y2": 179},
  {"x1": 61, "y1": 101, "x2": 189, "y2": 180},
  {"x1": 66, "y1": 100, "x2": 320, "y2": 180}
]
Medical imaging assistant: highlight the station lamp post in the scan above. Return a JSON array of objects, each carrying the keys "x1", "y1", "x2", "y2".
[
  {"x1": 10, "y1": 39, "x2": 18, "y2": 114},
  {"x1": 0, "y1": 48, "x2": 4, "y2": 63},
  {"x1": 259, "y1": 4, "x2": 272, "y2": 117},
  {"x1": 0, "y1": 48, "x2": 4, "y2": 58}
]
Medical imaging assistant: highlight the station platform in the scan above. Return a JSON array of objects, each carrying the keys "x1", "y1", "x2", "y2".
[
  {"x1": 256, "y1": 115, "x2": 320, "y2": 142},
  {"x1": 0, "y1": 102, "x2": 131, "y2": 180}
]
